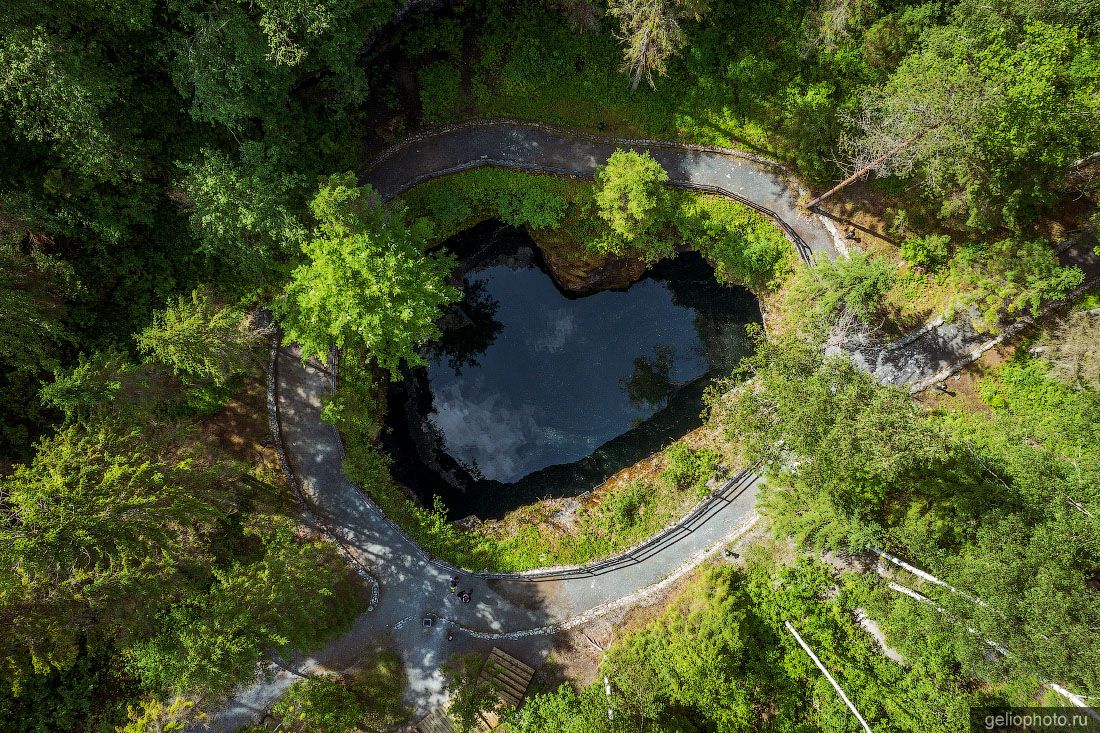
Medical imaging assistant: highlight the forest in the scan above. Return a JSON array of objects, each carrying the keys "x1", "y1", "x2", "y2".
[{"x1": 1, "y1": 0, "x2": 1099, "y2": 730}]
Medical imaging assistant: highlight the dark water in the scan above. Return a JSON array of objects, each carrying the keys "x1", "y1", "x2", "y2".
[{"x1": 385, "y1": 225, "x2": 761, "y2": 519}]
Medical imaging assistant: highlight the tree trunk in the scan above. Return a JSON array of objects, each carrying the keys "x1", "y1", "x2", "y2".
[{"x1": 807, "y1": 126, "x2": 936, "y2": 210}]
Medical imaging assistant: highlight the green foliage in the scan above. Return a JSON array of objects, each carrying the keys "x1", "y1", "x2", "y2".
[
  {"x1": 0, "y1": 425, "x2": 229, "y2": 686},
  {"x1": 116, "y1": 695, "x2": 196, "y2": 733},
  {"x1": 660, "y1": 442, "x2": 720, "y2": 495},
  {"x1": 899, "y1": 233, "x2": 950, "y2": 271},
  {"x1": 443, "y1": 654, "x2": 506, "y2": 733},
  {"x1": 419, "y1": 61, "x2": 463, "y2": 125},
  {"x1": 0, "y1": 651, "x2": 134, "y2": 733},
  {"x1": 844, "y1": 12, "x2": 1100, "y2": 228},
  {"x1": 400, "y1": 169, "x2": 790, "y2": 290},
  {"x1": 674, "y1": 193, "x2": 793, "y2": 289},
  {"x1": 40, "y1": 349, "x2": 170, "y2": 426},
  {"x1": 1038, "y1": 311, "x2": 1100, "y2": 391},
  {"x1": 125, "y1": 517, "x2": 359, "y2": 697},
  {"x1": 180, "y1": 143, "x2": 308, "y2": 286},
  {"x1": 593, "y1": 149, "x2": 670, "y2": 252},
  {"x1": 952, "y1": 237, "x2": 1084, "y2": 329},
  {"x1": 0, "y1": 242, "x2": 75, "y2": 374},
  {"x1": 252, "y1": 650, "x2": 407, "y2": 733},
  {"x1": 0, "y1": 27, "x2": 137, "y2": 182},
  {"x1": 713, "y1": 333, "x2": 942, "y2": 532},
  {"x1": 399, "y1": 168, "x2": 577, "y2": 241},
  {"x1": 402, "y1": 16, "x2": 464, "y2": 59},
  {"x1": 509, "y1": 682, "x2": 612, "y2": 733},
  {"x1": 817, "y1": 249, "x2": 896, "y2": 322},
  {"x1": 595, "y1": 480, "x2": 651, "y2": 535},
  {"x1": 270, "y1": 677, "x2": 362, "y2": 733},
  {"x1": 512, "y1": 558, "x2": 1009, "y2": 732},
  {"x1": 716, "y1": 333, "x2": 1100, "y2": 692},
  {"x1": 608, "y1": 0, "x2": 708, "y2": 90},
  {"x1": 137, "y1": 289, "x2": 261, "y2": 388},
  {"x1": 861, "y1": 3, "x2": 944, "y2": 72},
  {"x1": 278, "y1": 173, "x2": 460, "y2": 377},
  {"x1": 785, "y1": 250, "x2": 896, "y2": 335}
]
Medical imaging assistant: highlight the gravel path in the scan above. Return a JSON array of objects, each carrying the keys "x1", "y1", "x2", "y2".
[{"x1": 194, "y1": 122, "x2": 1099, "y2": 731}]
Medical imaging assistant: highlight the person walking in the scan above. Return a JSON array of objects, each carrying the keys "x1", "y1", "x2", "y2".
[{"x1": 449, "y1": 576, "x2": 459, "y2": 594}]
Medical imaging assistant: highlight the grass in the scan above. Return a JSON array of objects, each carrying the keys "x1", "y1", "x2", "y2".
[{"x1": 398, "y1": 167, "x2": 794, "y2": 292}]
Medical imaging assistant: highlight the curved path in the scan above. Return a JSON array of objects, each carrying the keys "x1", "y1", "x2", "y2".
[
  {"x1": 197, "y1": 122, "x2": 1099, "y2": 731},
  {"x1": 364, "y1": 119, "x2": 845, "y2": 261}
]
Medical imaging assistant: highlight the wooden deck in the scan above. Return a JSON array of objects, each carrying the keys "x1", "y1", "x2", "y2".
[
  {"x1": 476, "y1": 648, "x2": 535, "y2": 730},
  {"x1": 413, "y1": 648, "x2": 535, "y2": 733}
]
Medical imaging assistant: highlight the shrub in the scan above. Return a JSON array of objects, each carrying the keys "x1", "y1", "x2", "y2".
[
  {"x1": 899, "y1": 233, "x2": 950, "y2": 270},
  {"x1": 660, "y1": 443, "x2": 721, "y2": 496},
  {"x1": 418, "y1": 62, "x2": 463, "y2": 125},
  {"x1": 270, "y1": 677, "x2": 362, "y2": 733},
  {"x1": 596, "y1": 480, "x2": 650, "y2": 534}
]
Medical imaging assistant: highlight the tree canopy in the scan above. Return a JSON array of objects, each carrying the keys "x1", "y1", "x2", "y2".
[{"x1": 277, "y1": 174, "x2": 460, "y2": 376}]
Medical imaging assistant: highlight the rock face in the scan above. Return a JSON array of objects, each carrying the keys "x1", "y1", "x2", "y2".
[{"x1": 530, "y1": 225, "x2": 646, "y2": 294}]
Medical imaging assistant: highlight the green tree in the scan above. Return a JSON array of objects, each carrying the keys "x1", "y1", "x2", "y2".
[
  {"x1": 137, "y1": 289, "x2": 262, "y2": 388},
  {"x1": 839, "y1": 17, "x2": 1100, "y2": 228},
  {"x1": 40, "y1": 349, "x2": 170, "y2": 426},
  {"x1": 180, "y1": 143, "x2": 308, "y2": 286},
  {"x1": 277, "y1": 173, "x2": 460, "y2": 377},
  {"x1": 0, "y1": 426, "x2": 228, "y2": 687},
  {"x1": 0, "y1": 242, "x2": 75, "y2": 374},
  {"x1": 952, "y1": 237, "x2": 1084, "y2": 329},
  {"x1": 269, "y1": 676, "x2": 363, "y2": 733},
  {"x1": 168, "y1": 3, "x2": 294, "y2": 131},
  {"x1": 607, "y1": 0, "x2": 707, "y2": 90},
  {"x1": 713, "y1": 334, "x2": 943, "y2": 528},
  {"x1": 785, "y1": 250, "x2": 895, "y2": 334},
  {"x1": 0, "y1": 26, "x2": 137, "y2": 182},
  {"x1": 508, "y1": 683, "x2": 612, "y2": 733},
  {"x1": 442, "y1": 654, "x2": 506, "y2": 733},
  {"x1": 125, "y1": 517, "x2": 358, "y2": 697},
  {"x1": 593, "y1": 150, "x2": 670, "y2": 255},
  {"x1": 116, "y1": 695, "x2": 197, "y2": 733}
]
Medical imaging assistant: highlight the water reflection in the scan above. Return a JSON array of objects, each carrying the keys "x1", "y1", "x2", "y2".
[
  {"x1": 384, "y1": 226, "x2": 761, "y2": 519},
  {"x1": 622, "y1": 344, "x2": 677, "y2": 410},
  {"x1": 426, "y1": 279, "x2": 503, "y2": 376}
]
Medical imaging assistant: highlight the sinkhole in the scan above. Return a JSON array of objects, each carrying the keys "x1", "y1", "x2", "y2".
[{"x1": 384, "y1": 223, "x2": 762, "y2": 520}]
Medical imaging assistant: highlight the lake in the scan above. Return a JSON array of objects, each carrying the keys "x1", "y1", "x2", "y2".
[{"x1": 384, "y1": 225, "x2": 761, "y2": 519}]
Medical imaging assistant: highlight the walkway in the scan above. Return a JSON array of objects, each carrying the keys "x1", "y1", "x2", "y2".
[
  {"x1": 364, "y1": 120, "x2": 844, "y2": 261},
  {"x1": 204, "y1": 348, "x2": 762, "y2": 732},
  {"x1": 196, "y1": 121, "x2": 1099, "y2": 731},
  {"x1": 839, "y1": 231, "x2": 1100, "y2": 391}
]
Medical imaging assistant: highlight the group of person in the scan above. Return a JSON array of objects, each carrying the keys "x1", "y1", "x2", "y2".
[{"x1": 448, "y1": 576, "x2": 472, "y2": 603}]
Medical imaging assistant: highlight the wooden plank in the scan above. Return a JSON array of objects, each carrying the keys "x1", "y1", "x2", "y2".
[
  {"x1": 486, "y1": 666, "x2": 528, "y2": 694},
  {"x1": 488, "y1": 663, "x2": 530, "y2": 690},
  {"x1": 415, "y1": 708, "x2": 455, "y2": 733},
  {"x1": 489, "y1": 648, "x2": 535, "y2": 676}
]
